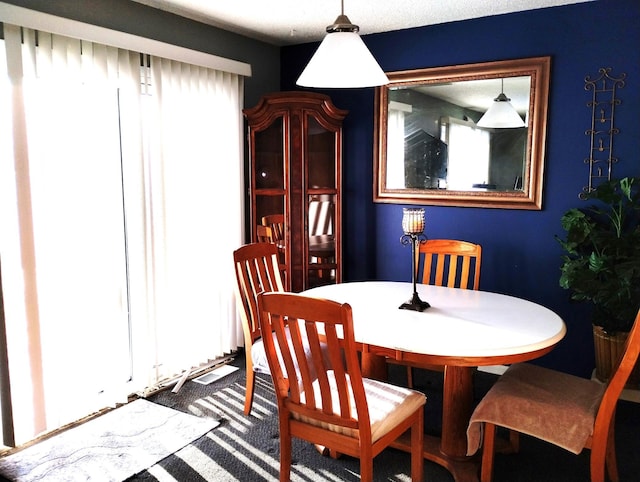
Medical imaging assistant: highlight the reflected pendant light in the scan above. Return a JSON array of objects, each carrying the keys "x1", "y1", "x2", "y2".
[
  {"x1": 296, "y1": 0, "x2": 389, "y2": 88},
  {"x1": 477, "y1": 79, "x2": 526, "y2": 128}
]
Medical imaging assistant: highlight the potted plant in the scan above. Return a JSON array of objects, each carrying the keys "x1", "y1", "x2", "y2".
[{"x1": 557, "y1": 177, "x2": 640, "y2": 384}]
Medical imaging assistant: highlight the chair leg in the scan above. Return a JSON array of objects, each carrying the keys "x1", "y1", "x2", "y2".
[
  {"x1": 411, "y1": 410, "x2": 425, "y2": 482},
  {"x1": 244, "y1": 363, "x2": 255, "y2": 415},
  {"x1": 279, "y1": 420, "x2": 292, "y2": 482},
  {"x1": 605, "y1": 433, "x2": 619, "y2": 482},
  {"x1": 407, "y1": 366, "x2": 414, "y2": 388},
  {"x1": 359, "y1": 449, "x2": 374, "y2": 482},
  {"x1": 603, "y1": 421, "x2": 619, "y2": 482},
  {"x1": 509, "y1": 429, "x2": 520, "y2": 453},
  {"x1": 312, "y1": 444, "x2": 333, "y2": 456},
  {"x1": 481, "y1": 423, "x2": 497, "y2": 482}
]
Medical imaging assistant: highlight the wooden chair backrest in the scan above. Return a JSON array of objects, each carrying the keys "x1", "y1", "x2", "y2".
[
  {"x1": 593, "y1": 308, "x2": 640, "y2": 448},
  {"x1": 261, "y1": 214, "x2": 285, "y2": 242},
  {"x1": 256, "y1": 224, "x2": 274, "y2": 243},
  {"x1": 417, "y1": 239, "x2": 482, "y2": 290},
  {"x1": 261, "y1": 214, "x2": 288, "y2": 288},
  {"x1": 233, "y1": 243, "x2": 284, "y2": 345},
  {"x1": 257, "y1": 292, "x2": 371, "y2": 438}
]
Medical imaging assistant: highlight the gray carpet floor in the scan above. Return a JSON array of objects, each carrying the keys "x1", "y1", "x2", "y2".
[{"x1": 126, "y1": 353, "x2": 640, "y2": 482}]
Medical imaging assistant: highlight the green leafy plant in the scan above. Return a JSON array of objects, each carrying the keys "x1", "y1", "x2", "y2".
[{"x1": 557, "y1": 177, "x2": 640, "y2": 333}]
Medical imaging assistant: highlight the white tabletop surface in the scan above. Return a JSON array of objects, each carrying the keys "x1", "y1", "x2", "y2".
[{"x1": 303, "y1": 281, "x2": 566, "y2": 360}]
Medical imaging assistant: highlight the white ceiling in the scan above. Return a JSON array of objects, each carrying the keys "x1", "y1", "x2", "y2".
[{"x1": 130, "y1": 0, "x2": 593, "y2": 46}]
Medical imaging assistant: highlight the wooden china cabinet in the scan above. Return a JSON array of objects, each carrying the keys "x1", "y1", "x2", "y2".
[{"x1": 243, "y1": 92, "x2": 347, "y2": 292}]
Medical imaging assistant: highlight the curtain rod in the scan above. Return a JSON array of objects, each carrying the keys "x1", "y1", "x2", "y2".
[{"x1": 0, "y1": 2, "x2": 252, "y2": 77}]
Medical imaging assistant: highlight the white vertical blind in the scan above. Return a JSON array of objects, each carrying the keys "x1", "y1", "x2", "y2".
[
  {"x1": 386, "y1": 101, "x2": 412, "y2": 189},
  {"x1": 2, "y1": 26, "x2": 136, "y2": 440},
  {"x1": 138, "y1": 56, "x2": 244, "y2": 385},
  {"x1": 0, "y1": 24, "x2": 245, "y2": 445}
]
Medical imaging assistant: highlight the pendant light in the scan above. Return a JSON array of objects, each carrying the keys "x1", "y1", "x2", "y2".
[
  {"x1": 477, "y1": 79, "x2": 526, "y2": 128},
  {"x1": 296, "y1": 0, "x2": 389, "y2": 88}
]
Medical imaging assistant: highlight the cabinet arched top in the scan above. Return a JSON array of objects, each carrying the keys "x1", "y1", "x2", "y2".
[{"x1": 243, "y1": 91, "x2": 348, "y2": 128}]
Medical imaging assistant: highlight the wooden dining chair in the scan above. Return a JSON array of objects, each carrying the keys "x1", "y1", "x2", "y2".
[
  {"x1": 416, "y1": 239, "x2": 482, "y2": 290},
  {"x1": 257, "y1": 291, "x2": 426, "y2": 482},
  {"x1": 261, "y1": 213, "x2": 285, "y2": 243},
  {"x1": 467, "y1": 307, "x2": 640, "y2": 482},
  {"x1": 261, "y1": 214, "x2": 287, "y2": 287},
  {"x1": 233, "y1": 242, "x2": 285, "y2": 415},
  {"x1": 256, "y1": 224, "x2": 274, "y2": 243},
  {"x1": 400, "y1": 239, "x2": 483, "y2": 387}
]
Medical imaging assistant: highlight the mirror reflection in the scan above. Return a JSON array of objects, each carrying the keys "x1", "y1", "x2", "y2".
[
  {"x1": 374, "y1": 57, "x2": 551, "y2": 209},
  {"x1": 388, "y1": 76, "x2": 529, "y2": 191}
]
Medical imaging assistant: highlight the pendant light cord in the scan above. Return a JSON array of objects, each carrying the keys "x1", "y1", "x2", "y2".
[{"x1": 329, "y1": 0, "x2": 358, "y2": 33}]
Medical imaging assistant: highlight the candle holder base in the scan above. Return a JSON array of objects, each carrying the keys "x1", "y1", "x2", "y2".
[{"x1": 399, "y1": 292, "x2": 430, "y2": 312}]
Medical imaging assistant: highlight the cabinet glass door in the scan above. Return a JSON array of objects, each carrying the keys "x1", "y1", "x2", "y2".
[
  {"x1": 306, "y1": 115, "x2": 338, "y2": 288},
  {"x1": 307, "y1": 194, "x2": 336, "y2": 287},
  {"x1": 253, "y1": 117, "x2": 287, "y2": 287},
  {"x1": 254, "y1": 119, "x2": 284, "y2": 191}
]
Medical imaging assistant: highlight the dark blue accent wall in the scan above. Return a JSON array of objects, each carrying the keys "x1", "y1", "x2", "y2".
[{"x1": 281, "y1": 0, "x2": 640, "y2": 376}]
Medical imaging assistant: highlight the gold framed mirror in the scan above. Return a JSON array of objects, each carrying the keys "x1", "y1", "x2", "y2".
[{"x1": 374, "y1": 57, "x2": 551, "y2": 209}]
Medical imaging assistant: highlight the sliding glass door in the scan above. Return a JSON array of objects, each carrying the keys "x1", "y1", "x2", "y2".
[{"x1": 0, "y1": 26, "x2": 244, "y2": 445}]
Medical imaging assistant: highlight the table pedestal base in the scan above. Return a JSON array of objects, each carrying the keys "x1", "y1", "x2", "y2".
[{"x1": 392, "y1": 433, "x2": 480, "y2": 482}]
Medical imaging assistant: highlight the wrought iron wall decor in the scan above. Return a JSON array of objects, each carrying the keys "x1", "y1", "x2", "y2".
[{"x1": 582, "y1": 67, "x2": 626, "y2": 199}]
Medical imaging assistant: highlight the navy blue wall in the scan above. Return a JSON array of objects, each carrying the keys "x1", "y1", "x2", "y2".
[{"x1": 281, "y1": 0, "x2": 640, "y2": 376}]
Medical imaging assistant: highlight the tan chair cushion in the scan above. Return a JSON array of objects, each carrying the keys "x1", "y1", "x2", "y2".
[
  {"x1": 250, "y1": 338, "x2": 271, "y2": 375},
  {"x1": 297, "y1": 372, "x2": 426, "y2": 442},
  {"x1": 467, "y1": 363, "x2": 605, "y2": 455}
]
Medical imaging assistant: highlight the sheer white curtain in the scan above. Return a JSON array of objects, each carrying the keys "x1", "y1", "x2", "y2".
[{"x1": 0, "y1": 24, "x2": 244, "y2": 445}]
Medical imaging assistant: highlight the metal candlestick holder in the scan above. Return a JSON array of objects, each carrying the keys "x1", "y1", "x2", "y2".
[{"x1": 399, "y1": 208, "x2": 430, "y2": 312}]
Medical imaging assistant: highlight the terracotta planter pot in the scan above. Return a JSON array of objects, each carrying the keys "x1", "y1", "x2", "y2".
[{"x1": 593, "y1": 325, "x2": 640, "y2": 388}]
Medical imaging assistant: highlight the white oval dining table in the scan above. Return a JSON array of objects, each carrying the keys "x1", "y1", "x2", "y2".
[{"x1": 302, "y1": 281, "x2": 566, "y2": 482}]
